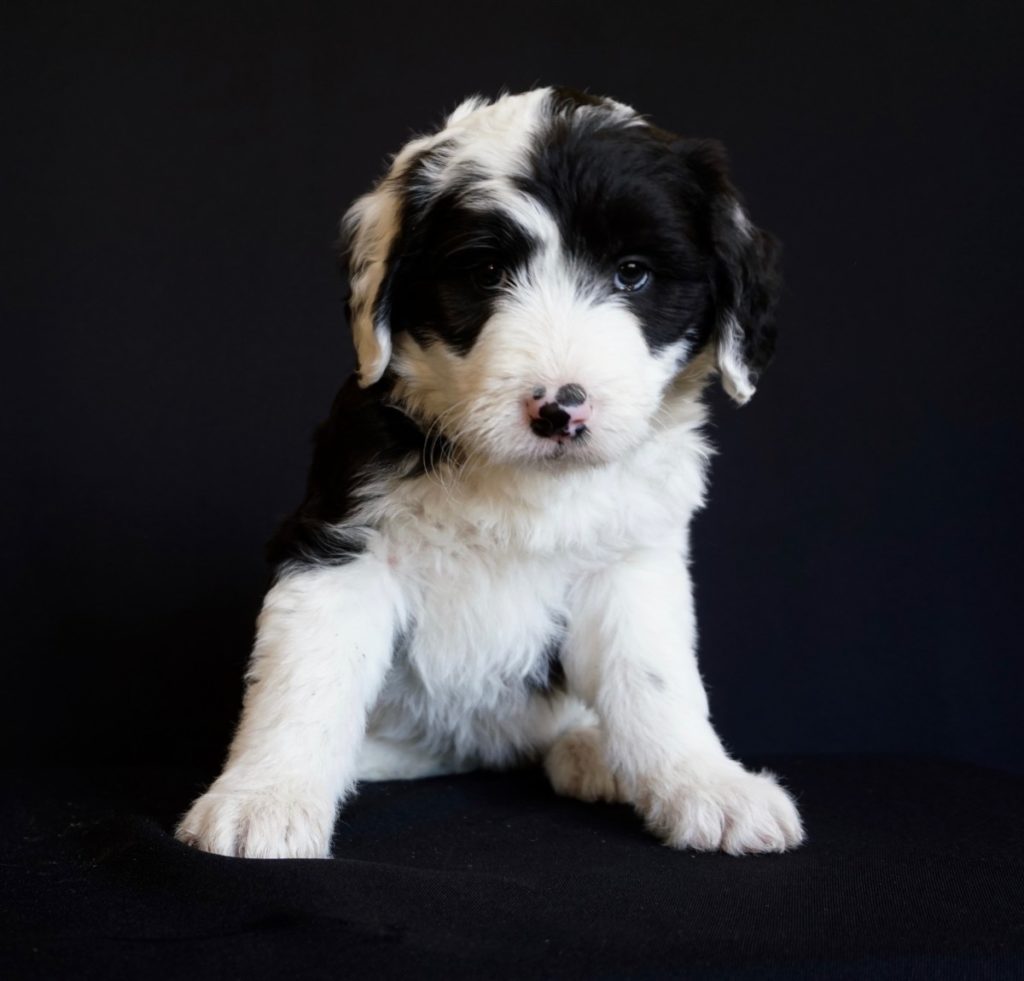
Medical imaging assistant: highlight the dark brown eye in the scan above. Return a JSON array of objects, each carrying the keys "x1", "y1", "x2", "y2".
[
  {"x1": 473, "y1": 261, "x2": 508, "y2": 291},
  {"x1": 613, "y1": 260, "x2": 651, "y2": 292}
]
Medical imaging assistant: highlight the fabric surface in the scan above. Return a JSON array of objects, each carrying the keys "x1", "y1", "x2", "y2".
[{"x1": 2, "y1": 757, "x2": 1022, "y2": 979}]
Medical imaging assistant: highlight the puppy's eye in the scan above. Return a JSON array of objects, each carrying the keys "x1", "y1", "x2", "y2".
[
  {"x1": 613, "y1": 260, "x2": 651, "y2": 293},
  {"x1": 472, "y1": 261, "x2": 509, "y2": 291}
]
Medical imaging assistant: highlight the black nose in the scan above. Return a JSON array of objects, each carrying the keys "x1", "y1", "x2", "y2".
[
  {"x1": 555, "y1": 383, "x2": 587, "y2": 407},
  {"x1": 531, "y1": 402, "x2": 572, "y2": 438}
]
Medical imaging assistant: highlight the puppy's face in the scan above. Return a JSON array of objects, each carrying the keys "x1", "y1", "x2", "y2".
[{"x1": 343, "y1": 89, "x2": 780, "y2": 468}]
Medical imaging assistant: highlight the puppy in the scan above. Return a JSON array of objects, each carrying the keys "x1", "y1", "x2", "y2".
[{"x1": 176, "y1": 88, "x2": 804, "y2": 859}]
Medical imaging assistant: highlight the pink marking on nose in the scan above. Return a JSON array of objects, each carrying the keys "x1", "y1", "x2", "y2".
[{"x1": 566, "y1": 401, "x2": 592, "y2": 429}]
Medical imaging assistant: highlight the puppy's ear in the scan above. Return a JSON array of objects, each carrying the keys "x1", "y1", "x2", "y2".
[
  {"x1": 339, "y1": 183, "x2": 402, "y2": 387},
  {"x1": 680, "y1": 139, "x2": 782, "y2": 404}
]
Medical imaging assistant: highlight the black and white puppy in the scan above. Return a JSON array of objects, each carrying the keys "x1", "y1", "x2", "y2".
[{"x1": 176, "y1": 88, "x2": 804, "y2": 858}]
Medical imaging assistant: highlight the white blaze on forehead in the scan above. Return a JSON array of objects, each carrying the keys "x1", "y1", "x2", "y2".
[
  {"x1": 446, "y1": 88, "x2": 641, "y2": 135},
  {"x1": 438, "y1": 88, "x2": 552, "y2": 184},
  {"x1": 431, "y1": 91, "x2": 556, "y2": 235},
  {"x1": 465, "y1": 180, "x2": 564, "y2": 253},
  {"x1": 428, "y1": 89, "x2": 644, "y2": 232},
  {"x1": 412, "y1": 91, "x2": 571, "y2": 267}
]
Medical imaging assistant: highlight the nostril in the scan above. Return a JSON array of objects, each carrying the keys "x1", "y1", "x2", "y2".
[
  {"x1": 538, "y1": 403, "x2": 571, "y2": 429},
  {"x1": 555, "y1": 383, "x2": 587, "y2": 407},
  {"x1": 530, "y1": 417, "x2": 555, "y2": 438}
]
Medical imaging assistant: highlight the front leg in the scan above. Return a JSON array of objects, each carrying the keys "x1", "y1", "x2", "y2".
[
  {"x1": 562, "y1": 547, "x2": 804, "y2": 854},
  {"x1": 176, "y1": 557, "x2": 403, "y2": 858}
]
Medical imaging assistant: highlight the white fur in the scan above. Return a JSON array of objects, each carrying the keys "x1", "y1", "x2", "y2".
[
  {"x1": 177, "y1": 559, "x2": 404, "y2": 858},
  {"x1": 545, "y1": 727, "x2": 625, "y2": 803},
  {"x1": 716, "y1": 204, "x2": 760, "y2": 403},
  {"x1": 177, "y1": 90, "x2": 802, "y2": 859},
  {"x1": 717, "y1": 313, "x2": 757, "y2": 404},
  {"x1": 178, "y1": 395, "x2": 802, "y2": 858}
]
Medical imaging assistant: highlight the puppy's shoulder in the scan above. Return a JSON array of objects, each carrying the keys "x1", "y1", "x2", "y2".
[{"x1": 266, "y1": 375, "x2": 431, "y2": 569}]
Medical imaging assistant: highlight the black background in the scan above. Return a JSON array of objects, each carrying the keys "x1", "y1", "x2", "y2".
[{"x1": 3, "y1": 1, "x2": 1022, "y2": 775}]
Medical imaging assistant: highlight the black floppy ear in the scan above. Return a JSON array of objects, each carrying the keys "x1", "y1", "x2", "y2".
[
  {"x1": 679, "y1": 139, "x2": 782, "y2": 404},
  {"x1": 339, "y1": 96, "x2": 490, "y2": 387}
]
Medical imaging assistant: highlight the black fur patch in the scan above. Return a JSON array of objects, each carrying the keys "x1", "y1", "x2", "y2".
[
  {"x1": 266, "y1": 376, "x2": 446, "y2": 573},
  {"x1": 388, "y1": 188, "x2": 539, "y2": 356},
  {"x1": 674, "y1": 138, "x2": 782, "y2": 380},
  {"x1": 357, "y1": 91, "x2": 779, "y2": 378},
  {"x1": 517, "y1": 103, "x2": 717, "y2": 355}
]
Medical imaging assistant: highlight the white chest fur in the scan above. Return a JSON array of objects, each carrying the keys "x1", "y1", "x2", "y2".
[{"x1": 361, "y1": 404, "x2": 710, "y2": 761}]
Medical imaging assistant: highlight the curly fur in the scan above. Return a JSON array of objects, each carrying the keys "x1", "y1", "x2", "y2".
[{"x1": 177, "y1": 87, "x2": 802, "y2": 859}]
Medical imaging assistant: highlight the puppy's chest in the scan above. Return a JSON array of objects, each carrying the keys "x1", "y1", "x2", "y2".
[
  {"x1": 376, "y1": 494, "x2": 607, "y2": 698},
  {"x1": 371, "y1": 450, "x2": 697, "y2": 697},
  {"x1": 391, "y1": 536, "x2": 576, "y2": 699}
]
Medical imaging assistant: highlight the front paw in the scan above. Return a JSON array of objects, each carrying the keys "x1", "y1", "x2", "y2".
[
  {"x1": 175, "y1": 780, "x2": 337, "y2": 859},
  {"x1": 642, "y1": 764, "x2": 805, "y2": 855}
]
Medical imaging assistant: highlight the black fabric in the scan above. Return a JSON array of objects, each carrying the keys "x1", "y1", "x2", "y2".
[{"x1": 3, "y1": 758, "x2": 1022, "y2": 979}]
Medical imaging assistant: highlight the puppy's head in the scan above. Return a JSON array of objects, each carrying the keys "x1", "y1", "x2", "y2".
[{"x1": 341, "y1": 88, "x2": 780, "y2": 467}]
